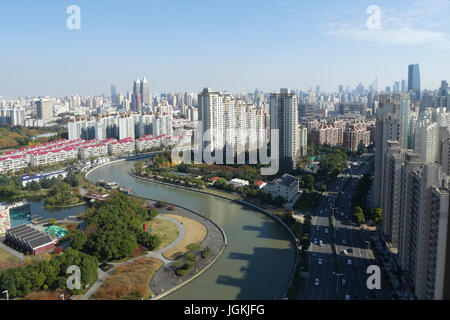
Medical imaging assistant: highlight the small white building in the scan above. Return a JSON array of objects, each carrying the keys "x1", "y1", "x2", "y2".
[
  {"x1": 264, "y1": 174, "x2": 299, "y2": 203},
  {"x1": 229, "y1": 178, "x2": 249, "y2": 188}
]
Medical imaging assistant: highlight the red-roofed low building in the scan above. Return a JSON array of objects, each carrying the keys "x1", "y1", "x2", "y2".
[
  {"x1": 210, "y1": 177, "x2": 222, "y2": 184},
  {"x1": 136, "y1": 136, "x2": 161, "y2": 152},
  {"x1": 108, "y1": 137, "x2": 135, "y2": 156},
  {"x1": 254, "y1": 180, "x2": 267, "y2": 189},
  {"x1": 0, "y1": 155, "x2": 29, "y2": 174},
  {"x1": 79, "y1": 143, "x2": 109, "y2": 160}
]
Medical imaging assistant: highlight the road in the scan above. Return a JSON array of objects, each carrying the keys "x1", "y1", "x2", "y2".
[{"x1": 298, "y1": 153, "x2": 392, "y2": 300}]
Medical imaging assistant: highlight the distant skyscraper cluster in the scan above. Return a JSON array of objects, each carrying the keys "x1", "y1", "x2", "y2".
[{"x1": 132, "y1": 77, "x2": 151, "y2": 112}]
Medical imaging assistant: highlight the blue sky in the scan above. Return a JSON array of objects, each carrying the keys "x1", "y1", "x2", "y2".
[{"x1": 1, "y1": 0, "x2": 450, "y2": 98}]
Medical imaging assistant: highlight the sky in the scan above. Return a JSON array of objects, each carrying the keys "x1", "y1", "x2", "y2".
[{"x1": 1, "y1": 0, "x2": 450, "y2": 98}]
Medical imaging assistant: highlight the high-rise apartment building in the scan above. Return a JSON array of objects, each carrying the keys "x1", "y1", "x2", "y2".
[
  {"x1": 270, "y1": 88, "x2": 299, "y2": 171},
  {"x1": 36, "y1": 98, "x2": 54, "y2": 121},
  {"x1": 373, "y1": 94, "x2": 402, "y2": 208},
  {"x1": 414, "y1": 119, "x2": 439, "y2": 164},
  {"x1": 400, "y1": 92, "x2": 412, "y2": 149}
]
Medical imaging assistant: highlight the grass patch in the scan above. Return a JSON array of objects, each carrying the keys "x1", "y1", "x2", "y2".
[
  {"x1": 146, "y1": 217, "x2": 180, "y2": 251},
  {"x1": 162, "y1": 215, "x2": 207, "y2": 260},
  {"x1": 0, "y1": 248, "x2": 21, "y2": 270},
  {"x1": 91, "y1": 257, "x2": 164, "y2": 300}
]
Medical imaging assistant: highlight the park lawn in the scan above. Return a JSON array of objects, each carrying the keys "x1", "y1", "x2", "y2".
[
  {"x1": 146, "y1": 217, "x2": 180, "y2": 251},
  {"x1": 162, "y1": 214, "x2": 207, "y2": 260},
  {"x1": 0, "y1": 248, "x2": 21, "y2": 270},
  {"x1": 91, "y1": 257, "x2": 163, "y2": 300}
]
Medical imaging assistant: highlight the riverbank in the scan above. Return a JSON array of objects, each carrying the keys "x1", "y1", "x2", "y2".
[
  {"x1": 129, "y1": 170, "x2": 298, "y2": 299},
  {"x1": 145, "y1": 199, "x2": 226, "y2": 300}
]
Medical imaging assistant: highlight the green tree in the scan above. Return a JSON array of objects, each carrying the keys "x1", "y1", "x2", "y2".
[
  {"x1": 64, "y1": 229, "x2": 88, "y2": 250},
  {"x1": 354, "y1": 206, "x2": 365, "y2": 225}
]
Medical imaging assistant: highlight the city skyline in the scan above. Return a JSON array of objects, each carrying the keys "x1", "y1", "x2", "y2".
[{"x1": 1, "y1": 0, "x2": 450, "y2": 98}]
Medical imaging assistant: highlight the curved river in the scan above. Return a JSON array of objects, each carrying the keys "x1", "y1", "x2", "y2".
[{"x1": 87, "y1": 160, "x2": 296, "y2": 300}]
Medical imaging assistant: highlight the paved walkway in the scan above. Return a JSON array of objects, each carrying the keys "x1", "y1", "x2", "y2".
[{"x1": 148, "y1": 200, "x2": 225, "y2": 297}]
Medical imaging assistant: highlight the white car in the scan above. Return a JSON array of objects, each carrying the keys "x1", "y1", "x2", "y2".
[
  {"x1": 318, "y1": 258, "x2": 323, "y2": 265},
  {"x1": 341, "y1": 250, "x2": 348, "y2": 255},
  {"x1": 319, "y1": 240, "x2": 323, "y2": 246},
  {"x1": 345, "y1": 295, "x2": 351, "y2": 300},
  {"x1": 314, "y1": 278, "x2": 320, "y2": 286},
  {"x1": 347, "y1": 259, "x2": 352, "y2": 265}
]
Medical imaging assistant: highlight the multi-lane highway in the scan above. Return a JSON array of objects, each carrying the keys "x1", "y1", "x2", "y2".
[{"x1": 298, "y1": 153, "x2": 392, "y2": 300}]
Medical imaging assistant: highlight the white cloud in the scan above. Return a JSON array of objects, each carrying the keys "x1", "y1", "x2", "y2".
[{"x1": 322, "y1": 0, "x2": 450, "y2": 50}]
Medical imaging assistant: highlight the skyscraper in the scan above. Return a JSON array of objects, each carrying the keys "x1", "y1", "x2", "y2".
[
  {"x1": 141, "y1": 77, "x2": 150, "y2": 106},
  {"x1": 132, "y1": 78, "x2": 141, "y2": 112},
  {"x1": 401, "y1": 79, "x2": 406, "y2": 92},
  {"x1": 111, "y1": 85, "x2": 117, "y2": 105},
  {"x1": 270, "y1": 88, "x2": 299, "y2": 172},
  {"x1": 408, "y1": 64, "x2": 421, "y2": 101}
]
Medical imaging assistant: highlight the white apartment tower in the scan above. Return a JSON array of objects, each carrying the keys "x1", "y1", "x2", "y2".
[{"x1": 270, "y1": 88, "x2": 299, "y2": 171}]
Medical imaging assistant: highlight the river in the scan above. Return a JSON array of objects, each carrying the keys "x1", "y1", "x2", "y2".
[{"x1": 87, "y1": 159, "x2": 296, "y2": 300}]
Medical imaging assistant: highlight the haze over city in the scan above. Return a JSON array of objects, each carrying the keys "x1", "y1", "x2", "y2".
[{"x1": 1, "y1": 0, "x2": 450, "y2": 98}]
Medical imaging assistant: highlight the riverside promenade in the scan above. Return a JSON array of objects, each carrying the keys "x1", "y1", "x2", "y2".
[{"x1": 146, "y1": 199, "x2": 226, "y2": 299}]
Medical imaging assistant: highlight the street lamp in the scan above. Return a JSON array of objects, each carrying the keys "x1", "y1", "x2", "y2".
[
  {"x1": 332, "y1": 272, "x2": 344, "y2": 299},
  {"x1": 2, "y1": 290, "x2": 8, "y2": 300}
]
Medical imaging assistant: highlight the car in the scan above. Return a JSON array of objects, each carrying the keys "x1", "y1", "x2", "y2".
[
  {"x1": 325, "y1": 228, "x2": 329, "y2": 234},
  {"x1": 316, "y1": 225, "x2": 320, "y2": 231},
  {"x1": 342, "y1": 239, "x2": 347, "y2": 245},
  {"x1": 342, "y1": 278, "x2": 347, "y2": 286},
  {"x1": 319, "y1": 240, "x2": 323, "y2": 246},
  {"x1": 346, "y1": 226, "x2": 350, "y2": 230},
  {"x1": 341, "y1": 212, "x2": 344, "y2": 216},
  {"x1": 341, "y1": 250, "x2": 348, "y2": 255},
  {"x1": 314, "y1": 278, "x2": 320, "y2": 286},
  {"x1": 318, "y1": 258, "x2": 323, "y2": 265},
  {"x1": 313, "y1": 238, "x2": 318, "y2": 244},
  {"x1": 312, "y1": 252, "x2": 316, "y2": 257},
  {"x1": 345, "y1": 295, "x2": 351, "y2": 300},
  {"x1": 347, "y1": 259, "x2": 352, "y2": 265},
  {"x1": 320, "y1": 210, "x2": 323, "y2": 214}
]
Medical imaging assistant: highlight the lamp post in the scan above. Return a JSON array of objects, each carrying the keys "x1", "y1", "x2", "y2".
[
  {"x1": 332, "y1": 272, "x2": 344, "y2": 299},
  {"x1": 2, "y1": 290, "x2": 8, "y2": 300}
]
